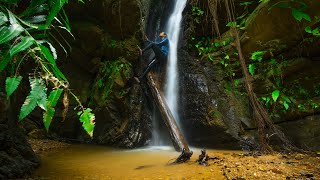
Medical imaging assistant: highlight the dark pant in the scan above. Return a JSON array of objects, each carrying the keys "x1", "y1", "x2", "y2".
[{"x1": 140, "y1": 43, "x2": 167, "y2": 78}]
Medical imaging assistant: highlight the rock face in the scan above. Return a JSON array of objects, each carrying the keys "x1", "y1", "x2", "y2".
[
  {"x1": 181, "y1": 0, "x2": 320, "y2": 150},
  {"x1": 178, "y1": 47, "x2": 251, "y2": 148},
  {"x1": 241, "y1": 0, "x2": 320, "y2": 57},
  {"x1": 0, "y1": 128, "x2": 39, "y2": 179},
  {"x1": 42, "y1": 0, "x2": 173, "y2": 147},
  {"x1": 45, "y1": 0, "x2": 154, "y2": 147},
  {"x1": 0, "y1": 94, "x2": 39, "y2": 179},
  {"x1": 280, "y1": 115, "x2": 320, "y2": 150}
]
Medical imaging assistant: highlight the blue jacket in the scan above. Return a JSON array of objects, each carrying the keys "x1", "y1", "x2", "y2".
[
  {"x1": 154, "y1": 38, "x2": 169, "y2": 56},
  {"x1": 144, "y1": 38, "x2": 169, "y2": 56}
]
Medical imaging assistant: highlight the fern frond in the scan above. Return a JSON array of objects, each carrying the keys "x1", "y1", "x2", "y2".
[
  {"x1": 19, "y1": 77, "x2": 47, "y2": 121},
  {"x1": 78, "y1": 108, "x2": 95, "y2": 137},
  {"x1": 5, "y1": 76, "x2": 22, "y2": 98},
  {"x1": 43, "y1": 107, "x2": 55, "y2": 131},
  {"x1": 48, "y1": 88, "x2": 63, "y2": 106},
  {"x1": 42, "y1": 88, "x2": 63, "y2": 131}
]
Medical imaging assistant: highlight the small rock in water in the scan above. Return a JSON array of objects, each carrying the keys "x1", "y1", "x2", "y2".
[{"x1": 271, "y1": 168, "x2": 283, "y2": 174}]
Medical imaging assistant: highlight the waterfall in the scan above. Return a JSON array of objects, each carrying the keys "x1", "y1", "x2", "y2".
[
  {"x1": 151, "y1": 106, "x2": 163, "y2": 145},
  {"x1": 165, "y1": 0, "x2": 187, "y2": 128},
  {"x1": 150, "y1": 0, "x2": 187, "y2": 146}
]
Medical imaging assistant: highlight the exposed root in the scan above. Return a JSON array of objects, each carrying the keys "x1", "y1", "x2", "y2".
[{"x1": 168, "y1": 148, "x2": 193, "y2": 165}]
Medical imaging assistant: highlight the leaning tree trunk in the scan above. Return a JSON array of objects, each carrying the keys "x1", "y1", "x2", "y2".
[{"x1": 146, "y1": 72, "x2": 190, "y2": 152}]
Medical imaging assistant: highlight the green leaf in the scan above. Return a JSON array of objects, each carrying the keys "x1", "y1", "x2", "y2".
[
  {"x1": 266, "y1": 97, "x2": 271, "y2": 105},
  {"x1": 249, "y1": 64, "x2": 255, "y2": 75},
  {"x1": 20, "y1": 1, "x2": 48, "y2": 17},
  {"x1": 39, "y1": 44, "x2": 67, "y2": 81},
  {"x1": 38, "y1": 94, "x2": 48, "y2": 111},
  {"x1": 260, "y1": 0, "x2": 270, "y2": 3},
  {"x1": 48, "y1": 89, "x2": 63, "y2": 107},
  {"x1": 60, "y1": 9, "x2": 71, "y2": 31},
  {"x1": 0, "y1": 24, "x2": 24, "y2": 44},
  {"x1": 292, "y1": 9, "x2": 311, "y2": 22},
  {"x1": 46, "y1": 0, "x2": 67, "y2": 27},
  {"x1": 240, "y1": 1, "x2": 253, "y2": 6},
  {"x1": 43, "y1": 107, "x2": 55, "y2": 131},
  {"x1": 282, "y1": 95, "x2": 291, "y2": 103},
  {"x1": 284, "y1": 101, "x2": 289, "y2": 110},
  {"x1": 42, "y1": 89, "x2": 63, "y2": 131},
  {"x1": 25, "y1": 15, "x2": 47, "y2": 24},
  {"x1": 312, "y1": 28, "x2": 320, "y2": 36},
  {"x1": 19, "y1": 77, "x2": 47, "y2": 121},
  {"x1": 226, "y1": 22, "x2": 237, "y2": 28},
  {"x1": 305, "y1": 26, "x2": 312, "y2": 33},
  {"x1": 272, "y1": 90, "x2": 280, "y2": 102},
  {"x1": 10, "y1": 37, "x2": 34, "y2": 57},
  {"x1": 5, "y1": 76, "x2": 22, "y2": 98},
  {"x1": 78, "y1": 108, "x2": 95, "y2": 137},
  {"x1": 46, "y1": 42, "x2": 57, "y2": 60},
  {"x1": 270, "y1": 58, "x2": 277, "y2": 65},
  {"x1": 0, "y1": 12, "x2": 8, "y2": 26},
  {"x1": 0, "y1": 55, "x2": 11, "y2": 72},
  {"x1": 250, "y1": 51, "x2": 266, "y2": 62},
  {"x1": 7, "y1": 10, "x2": 18, "y2": 25},
  {"x1": 234, "y1": 79, "x2": 240, "y2": 87}
]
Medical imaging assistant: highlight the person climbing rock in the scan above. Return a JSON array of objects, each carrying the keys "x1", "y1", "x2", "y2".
[{"x1": 134, "y1": 32, "x2": 169, "y2": 83}]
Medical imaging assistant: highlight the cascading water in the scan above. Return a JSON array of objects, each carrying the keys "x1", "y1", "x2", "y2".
[
  {"x1": 151, "y1": 0, "x2": 187, "y2": 146},
  {"x1": 165, "y1": 0, "x2": 187, "y2": 128}
]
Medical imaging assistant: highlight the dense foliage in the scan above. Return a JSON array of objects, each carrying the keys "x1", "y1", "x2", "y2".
[
  {"x1": 190, "y1": 0, "x2": 320, "y2": 117},
  {"x1": 0, "y1": 0, "x2": 95, "y2": 137},
  {"x1": 189, "y1": 0, "x2": 320, "y2": 151}
]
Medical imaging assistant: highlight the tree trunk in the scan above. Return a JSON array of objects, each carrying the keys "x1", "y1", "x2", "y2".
[{"x1": 146, "y1": 72, "x2": 190, "y2": 152}]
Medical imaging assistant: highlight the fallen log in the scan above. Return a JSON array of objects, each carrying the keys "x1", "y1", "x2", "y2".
[{"x1": 146, "y1": 72, "x2": 190, "y2": 153}]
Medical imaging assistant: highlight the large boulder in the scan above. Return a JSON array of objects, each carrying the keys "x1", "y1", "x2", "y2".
[
  {"x1": 0, "y1": 128, "x2": 39, "y2": 179},
  {"x1": 242, "y1": 0, "x2": 320, "y2": 57},
  {"x1": 280, "y1": 115, "x2": 320, "y2": 150},
  {"x1": 0, "y1": 94, "x2": 39, "y2": 179},
  {"x1": 179, "y1": 49, "x2": 251, "y2": 148}
]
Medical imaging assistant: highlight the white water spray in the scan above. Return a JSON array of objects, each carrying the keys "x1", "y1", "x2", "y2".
[
  {"x1": 165, "y1": 0, "x2": 187, "y2": 126},
  {"x1": 151, "y1": 0, "x2": 187, "y2": 146}
]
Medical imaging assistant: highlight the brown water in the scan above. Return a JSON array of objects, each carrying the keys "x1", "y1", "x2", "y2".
[
  {"x1": 33, "y1": 144, "x2": 231, "y2": 179},
  {"x1": 33, "y1": 144, "x2": 320, "y2": 179}
]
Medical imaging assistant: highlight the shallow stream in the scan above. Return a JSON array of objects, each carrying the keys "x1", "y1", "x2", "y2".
[
  {"x1": 33, "y1": 144, "x2": 234, "y2": 179},
  {"x1": 32, "y1": 143, "x2": 320, "y2": 179}
]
